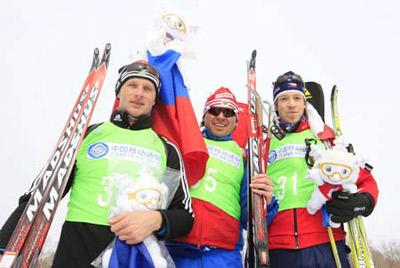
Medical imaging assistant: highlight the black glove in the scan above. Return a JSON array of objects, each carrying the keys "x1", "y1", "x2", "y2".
[{"x1": 326, "y1": 191, "x2": 375, "y2": 223}]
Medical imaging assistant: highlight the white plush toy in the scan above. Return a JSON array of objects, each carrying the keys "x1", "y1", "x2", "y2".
[
  {"x1": 110, "y1": 173, "x2": 169, "y2": 217},
  {"x1": 135, "y1": 9, "x2": 198, "y2": 92},
  {"x1": 306, "y1": 142, "x2": 361, "y2": 227},
  {"x1": 102, "y1": 171, "x2": 171, "y2": 268},
  {"x1": 144, "y1": 10, "x2": 197, "y2": 59}
]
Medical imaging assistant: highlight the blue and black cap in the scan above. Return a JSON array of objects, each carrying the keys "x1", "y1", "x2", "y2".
[{"x1": 272, "y1": 71, "x2": 305, "y2": 102}]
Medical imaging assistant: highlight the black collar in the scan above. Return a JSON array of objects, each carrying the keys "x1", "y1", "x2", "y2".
[{"x1": 110, "y1": 109, "x2": 152, "y2": 130}]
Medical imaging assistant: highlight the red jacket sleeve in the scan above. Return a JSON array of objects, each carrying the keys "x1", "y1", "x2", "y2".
[{"x1": 356, "y1": 167, "x2": 379, "y2": 204}]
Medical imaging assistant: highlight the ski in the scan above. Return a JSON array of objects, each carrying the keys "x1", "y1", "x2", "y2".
[
  {"x1": 0, "y1": 44, "x2": 111, "y2": 268},
  {"x1": 305, "y1": 81, "x2": 325, "y2": 121},
  {"x1": 304, "y1": 82, "x2": 343, "y2": 268},
  {"x1": 245, "y1": 50, "x2": 269, "y2": 267},
  {"x1": 330, "y1": 85, "x2": 374, "y2": 268},
  {"x1": 330, "y1": 85, "x2": 343, "y2": 137}
]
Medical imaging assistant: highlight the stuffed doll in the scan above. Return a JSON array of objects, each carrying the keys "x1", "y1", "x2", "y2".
[
  {"x1": 110, "y1": 173, "x2": 169, "y2": 217},
  {"x1": 139, "y1": 9, "x2": 198, "y2": 92},
  {"x1": 102, "y1": 171, "x2": 171, "y2": 268},
  {"x1": 306, "y1": 142, "x2": 361, "y2": 227},
  {"x1": 144, "y1": 10, "x2": 197, "y2": 59}
]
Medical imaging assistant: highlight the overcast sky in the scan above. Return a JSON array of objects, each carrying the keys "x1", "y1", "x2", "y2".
[{"x1": 1, "y1": 0, "x2": 399, "y2": 251}]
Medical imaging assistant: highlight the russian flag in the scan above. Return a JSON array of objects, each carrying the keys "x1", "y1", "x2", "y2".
[
  {"x1": 109, "y1": 238, "x2": 155, "y2": 268},
  {"x1": 147, "y1": 50, "x2": 208, "y2": 186}
]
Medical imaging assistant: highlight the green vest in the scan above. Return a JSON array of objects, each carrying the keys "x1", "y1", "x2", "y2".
[
  {"x1": 190, "y1": 139, "x2": 244, "y2": 219},
  {"x1": 66, "y1": 121, "x2": 167, "y2": 225},
  {"x1": 267, "y1": 129, "x2": 323, "y2": 211}
]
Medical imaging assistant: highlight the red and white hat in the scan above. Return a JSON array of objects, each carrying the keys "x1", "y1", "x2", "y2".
[{"x1": 203, "y1": 87, "x2": 240, "y2": 116}]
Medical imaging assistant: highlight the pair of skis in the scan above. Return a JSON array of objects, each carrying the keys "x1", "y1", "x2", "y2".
[
  {"x1": 309, "y1": 83, "x2": 374, "y2": 268},
  {"x1": 330, "y1": 86, "x2": 375, "y2": 268},
  {"x1": 0, "y1": 44, "x2": 111, "y2": 268},
  {"x1": 245, "y1": 50, "x2": 270, "y2": 267}
]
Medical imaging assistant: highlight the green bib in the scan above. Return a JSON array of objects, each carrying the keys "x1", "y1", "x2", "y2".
[
  {"x1": 267, "y1": 129, "x2": 323, "y2": 211},
  {"x1": 190, "y1": 139, "x2": 244, "y2": 219},
  {"x1": 66, "y1": 121, "x2": 167, "y2": 225}
]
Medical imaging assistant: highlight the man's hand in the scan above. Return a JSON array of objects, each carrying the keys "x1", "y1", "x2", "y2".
[
  {"x1": 250, "y1": 174, "x2": 274, "y2": 204},
  {"x1": 109, "y1": 211, "x2": 163, "y2": 244}
]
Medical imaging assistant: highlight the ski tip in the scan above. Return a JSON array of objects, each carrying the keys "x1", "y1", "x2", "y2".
[
  {"x1": 252, "y1": 49, "x2": 257, "y2": 58},
  {"x1": 330, "y1": 85, "x2": 338, "y2": 103},
  {"x1": 90, "y1": 48, "x2": 100, "y2": 72},
  {"x1": 331, "y1": 85, "x2": 338, "y2": 97},
  {"x1": 100, "y1": 43, "x2": 112, "y2": 68}
]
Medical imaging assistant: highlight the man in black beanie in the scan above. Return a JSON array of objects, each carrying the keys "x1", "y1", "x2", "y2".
[{"x1": 0, "y1": 61, "x2": 194, "y2": 267}]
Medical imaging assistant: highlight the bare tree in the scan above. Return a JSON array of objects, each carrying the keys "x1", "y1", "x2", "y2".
[
  {"x1": 381, "y1": 240, "x2": 400, "y2": 268},
  {"x1": 347, "y1": 240, "x2": 400, "y2": 268},
  {"x1": 370, "y1": 246, "x2": 386, "y2": 267}
]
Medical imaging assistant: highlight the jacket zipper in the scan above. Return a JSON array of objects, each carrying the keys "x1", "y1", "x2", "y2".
[{"x1": 293, "y1": 208, "x2": 299, "y2": 249}]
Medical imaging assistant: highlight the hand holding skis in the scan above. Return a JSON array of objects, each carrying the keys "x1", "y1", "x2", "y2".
[
  {"x1": 250, "y1": 174, "x2": 274, "y2": 205},
  {"x1": 326, "y1": 191, "x2": 374, "y2": 223}
]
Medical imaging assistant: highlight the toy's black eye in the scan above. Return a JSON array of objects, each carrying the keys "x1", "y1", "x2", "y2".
[
  {"x1": 138, "y1": 192, "x2": 148, "y2": 200},
  {"x1": 324, "y1": 165, "x2": 332, "y2": 173},
  {"x1": 341, "y1": 168, "x2": 352, "y2": 177},
  {"x1": 176, "y1": 21, "x2": 184, "y2": 30}
]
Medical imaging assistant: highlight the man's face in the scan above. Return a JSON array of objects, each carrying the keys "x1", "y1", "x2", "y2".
[
  {"x1": 117, "y1": 78, "x2": 157, "y2": 117},
  {"x1": 203, "y1": 107, "x2": 237, "y2": 137},
  {"x1": 275, "y1": 91, "x2": 306, "y2": 124}
]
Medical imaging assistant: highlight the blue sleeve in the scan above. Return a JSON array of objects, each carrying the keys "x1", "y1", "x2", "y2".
[
  {"x1": 155, "y1": 225, "x2": 168, "y2": 238},
  {"x1": 239, "y1": 163, "x2": 248, "y2": 230},
  {"x1": 321, "y1": 205, "x2": 330, "y2": 228},
  {"x1": 266, "y1": 197, "x2": 279, "y2": 225}
]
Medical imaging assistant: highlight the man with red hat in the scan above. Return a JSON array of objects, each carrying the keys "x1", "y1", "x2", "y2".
[{"x1": 166, "y1": 87, "x2": 275, "y2": 268}]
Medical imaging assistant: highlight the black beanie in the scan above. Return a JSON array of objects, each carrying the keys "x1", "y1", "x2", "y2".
[{"x1": 115, "y1": 61, "x2": 161, "y2": 96}]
